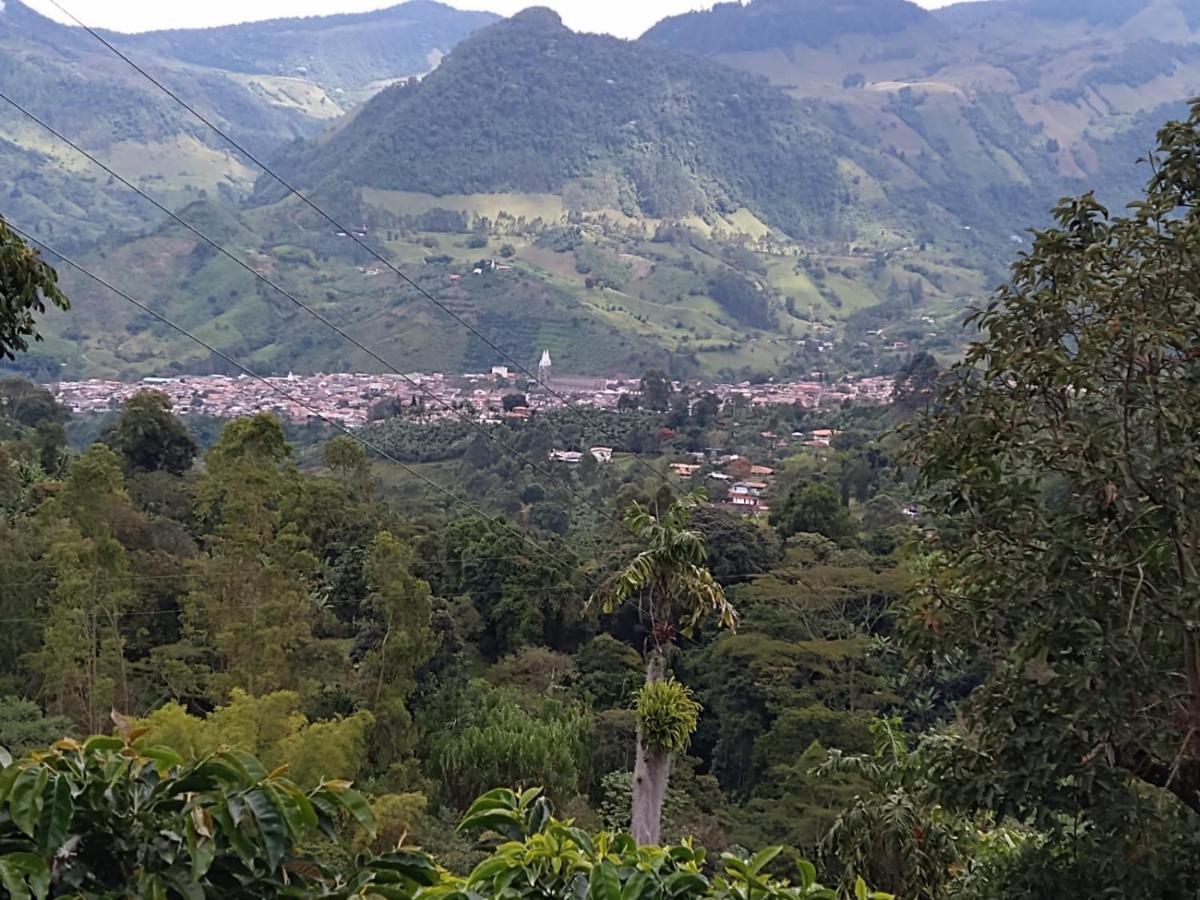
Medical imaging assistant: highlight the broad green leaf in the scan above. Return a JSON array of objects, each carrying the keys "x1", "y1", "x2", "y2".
[
  {"x1": 211, "y1": 804, "x2": 257, "y2": 863},
  {"x1": 796, "y1": 859, "x2": 817, "y2": 889},
  {"x1": 621, "y1": 870, "x2": 651, "y2": 900},
  {"x1": 245, "y1": 787, "x2": 289, "y2": 871},
  {"x1": 221, "y1": 750, "x2": 268, "y2": 783},
  {"x1": 331, "y1": 786, "x2": 375, "y2": 834},
  {"x1": 0, "y1": 763, "x2": 21, "y2": 805},
  {"x1": 0, "y1": 853, "x2": 49, "y2": 900},
  {"x1": 8, "y1": 768, "x2": 48, "y2": 838},
  {"x1": 82, "y1": 736, "x2": 125, "y2": 754},
  {"x1": 35, "y1": 774, "x2": 73, "y2": 854},
  {"x1": 369, "y1": 850, "x2": 442, "y2": 886},
  {"x1": 467, "y1": 855, "x2": 512, "y2": 885},
  {"x1": 855, "y1": 876, "x2": 869, "y2": 900},
  {"x1": 589, "y1": 861, "x2": 621, "y2": 900},
  {"x1": 140, "y1": 745, "x2": 184, "y2": 775},
  {"x1": 749, "y1": 846, "x2": 781, "y2": 875},
  {"x1": 185, "y1": 816, "x2": 217, "y2": 883},
  {"x1": 266, "y1": 783, "x2": 316, "y2": 837},
  {"x1": 664, "y1": 872, "x2": 707, "y2": 897},
  {"x1": 462, "y1": 788, "x2": 518, "y2": 816},
  {"x1": 457, "y1": 808, "x2": 521, "y2": 838}
]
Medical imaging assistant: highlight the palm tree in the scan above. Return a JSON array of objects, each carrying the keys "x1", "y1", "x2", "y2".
[{"x1": 592, "y1": 493, "x2": 736, "y2": 844}]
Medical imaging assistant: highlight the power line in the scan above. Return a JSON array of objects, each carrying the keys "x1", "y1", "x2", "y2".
[
  {"x1": 0, "y1": 89, "x2": 625, "y2": 534},
  {"x1": 7, "y1": 223, "x2": 597, "y2": 593}
]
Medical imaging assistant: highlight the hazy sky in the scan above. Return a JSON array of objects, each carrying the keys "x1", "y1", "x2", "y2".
[{"x1": 20, "y1": 0, "x2": 978, "y2": 39}]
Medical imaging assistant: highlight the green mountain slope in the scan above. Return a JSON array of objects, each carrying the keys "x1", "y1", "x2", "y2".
[
  {"x1": 642, "y1": 0, "x2": 1200, "y2": 237},
  {"x1": 0, "y1": 0, "x2": 495, "y2": 244},
  {"x1": 264, "y1": 8, "x2": 846, "y2": 239}
]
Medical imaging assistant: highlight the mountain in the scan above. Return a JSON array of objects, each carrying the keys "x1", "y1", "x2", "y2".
[
  {"x1": 263, "y1": 8, "x2": 846, "y2": 239},
  {"x1": 641, "y1": 0, "x2": 1200, "y2": 234},
  {"x1": 0, "y1": 0, "x2": 496, "y2": 244}
]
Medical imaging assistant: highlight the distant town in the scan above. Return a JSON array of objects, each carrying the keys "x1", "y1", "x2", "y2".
[{"x1": 47, "y1": 361, "x2": 895, "y2": 427}]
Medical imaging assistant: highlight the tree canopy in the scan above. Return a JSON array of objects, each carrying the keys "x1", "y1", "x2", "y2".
[
  {"x1": 907, "y1": 98, "x2": 1200, "y2": 893},
  {"x1": 0, "y1": 215, "x2": 69, "y2": 360}
]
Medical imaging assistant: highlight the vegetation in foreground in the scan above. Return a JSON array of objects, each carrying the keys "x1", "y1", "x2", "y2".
[{"x1": 0, "y1": 738, "x2": 889, "y2": 898}]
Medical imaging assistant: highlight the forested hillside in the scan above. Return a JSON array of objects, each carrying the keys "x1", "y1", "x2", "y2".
[
  {"x1": 264, "y1": 8, "x2": 845, "y2": 239},
  {"x1": 642, "y1": 0, "x2": 930, "y2": 55},
  {"x1": 9, "y1": 0, "x2": 1200, "y2": 383}
]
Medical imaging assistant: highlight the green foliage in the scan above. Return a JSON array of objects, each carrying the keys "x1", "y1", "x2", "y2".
[
  {"x1": 0, "y1": 378, "x2": 65, "y2": 433},
  {"x1": 708, "y1": 271, "x2": 775, "y2": 330},
  {"x1": 269, "y1": 10, "x2": 843, "y2": 237},
  {"x1": 637, "y1": 679, "x2": 701, "y2": 754},
  {"x1": 592, "y1": 494, "x2": 736, "y2": 640},
  {"x1": 639, "y1": 370, "x2": 673, "y2": 413},
  {"x1": 0, "y1": 735, "x2": 379, "y2": 898},
  {"x1": 0, "y1": 697, "x2": 73, "y2": 755},
  {"x1": 907, "y1": 99, "x2": 1200, "y2": 894},
  {"x1": 771, "y1": 481, "x2": 854, "y2": 542},
  {"x1": 136, "y1": 690, "x2": 376, "y2": 789},
  {"x1": 502, "y1": 393, "x2": 529, "y2": 412},
  {"x1": 0, "y1": 214, "x2": 68, "y2": 361},
  {"x1": 644, "y1": 0, "x2": 927, "y2": 53},
  {"x1": 105, "y1": 389, "x2": 197, "y2": 475},
  {"x1": 428, "y1": 682, "x2": 592, "y2": 809},
  {"x1": 0, "y1": 740, "x2": 890, "y2": 900},
  {"x1": 452, "y1": 787, "x2": 888, "y2": 899},
  {"x1": 575, "y1": 636, "x2": 644, "y2": 710},
  {"x1": 820, "y1": 720, "x2": 966, "y2": 898}
]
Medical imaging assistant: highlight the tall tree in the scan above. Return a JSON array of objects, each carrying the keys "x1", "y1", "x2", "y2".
[
  {"x1": 909, "y1": 99, "x2": 1200, "y2": 891},
  {"x1": 187, "y1": 416, "x2": 320, "y2": 700},
  {"x1": 592, "y1": 494, "x2": 736, "y2": 844},
  {"x1": 639, "y1": 370, "x2": 673, "y2": 413},
  {"x1": 360, "y1": 531, "x2": 438, "y2": 768},
  {"x1": 107, "y1": 390, "x2": 197, "y2": 475},
  {"x1": 0, "y1": 213, "x2": 69, "y2": 360},
  {"x1": 30, "y1": 446, "x2": 137, "y2": 732}
]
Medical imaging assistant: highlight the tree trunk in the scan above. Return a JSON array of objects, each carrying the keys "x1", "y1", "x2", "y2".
[{"x1": 632, "y1": 647, "x2": 670, "y2": 845}]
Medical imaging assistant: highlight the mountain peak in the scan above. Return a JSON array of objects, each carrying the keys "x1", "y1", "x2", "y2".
[{"x1": 508, "y1": 6, "x2": 565, "y2": 30}]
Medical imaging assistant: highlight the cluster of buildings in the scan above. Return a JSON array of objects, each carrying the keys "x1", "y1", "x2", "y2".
[
  {"x1": 668, "y1": 451, "x2": 786, "y2": 514},
  {"x1": 47, "y1": 354, "x2": 894, "y2": 428},
  {"x1": 49, "y1": 372, "x2": 451, "y2": 427}
]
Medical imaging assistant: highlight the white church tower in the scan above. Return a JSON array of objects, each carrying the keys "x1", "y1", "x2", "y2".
[{"x1": 538, "y1": 349, "x2": 552, "y2": 387}]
